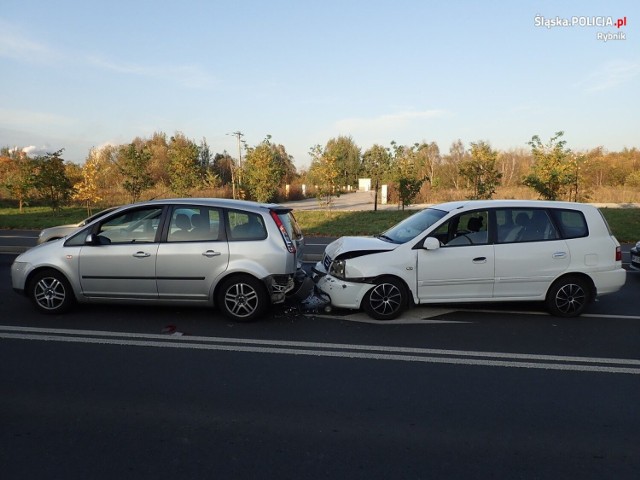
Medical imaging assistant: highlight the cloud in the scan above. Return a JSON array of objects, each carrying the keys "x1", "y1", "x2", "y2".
[
  {"x1": 86, "y1": 55, "x2": 217, "y2": 89},
  {"x1": 0, "y1": 19, "x2": 215, "y2": 89},
  {"x1": 22, "y1": 145, "x2": 54, "y2": 156},
  {"x1": 0, "y1": 108, "x2": 75, "y2": 127},
  {"x1": 334, "y1": 109, "x2": 451, "y2": 133},
  {"x1": 0, "y1": 20, "x2": 63, "y2": 64},
  {"x1": 580, "y1": 59, "x2": 640, "y2": 93},
  {"x1": 1, "y1": 144, "x2": 61, "y2": 158}
]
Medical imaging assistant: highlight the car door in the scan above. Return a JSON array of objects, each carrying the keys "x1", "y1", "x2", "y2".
[
  {"x1": 78, "y1": 206, "x2": 164, "y2": 298},
  {"x1": 493, "y1": 208, "x2": 570, "y2": 298},
  {"x1": 156, "y1": 206, "x2": 230, "y2": 300},
  {"x1": 416, "y1": 210, "x2": 495, "y2": 301}
]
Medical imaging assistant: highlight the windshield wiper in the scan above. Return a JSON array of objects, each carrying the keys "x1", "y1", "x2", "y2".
[{"x1": 375, "y1": 234, "x2": 395, "y2": 242}]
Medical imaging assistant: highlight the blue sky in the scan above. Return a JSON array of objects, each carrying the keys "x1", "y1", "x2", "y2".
[{"x1": 1, "y1": 0, "x2": 638, "y2": 169}]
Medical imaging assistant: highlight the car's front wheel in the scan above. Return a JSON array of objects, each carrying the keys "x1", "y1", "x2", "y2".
[
  {"x1": 28, "y1": 269, "x2": 74, "y2": 314},
  {"x1": 217, "y1": 275, "x2": 268, "y2": 322},
  {"x1": 545, "y1": 275, "x2": 592, "y2": 317},
  {"x1": 362, "y1": 277, "x2": 407, "y2": 320}
]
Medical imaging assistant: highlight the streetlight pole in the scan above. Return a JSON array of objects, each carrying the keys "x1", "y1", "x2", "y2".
[{"x1": 227, "y1": 131, "x2": 244, "y2": 197}]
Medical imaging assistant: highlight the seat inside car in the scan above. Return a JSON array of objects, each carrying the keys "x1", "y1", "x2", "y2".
[
  {"x1": 233, "y1": 216, "x2": 264, "y2": 239},
  {"x1": 520, "y1": 210, "x2": 557, "y2": 241},
  {"x1": 467, "y1": 216, "x2": 483, "y2": 232}
]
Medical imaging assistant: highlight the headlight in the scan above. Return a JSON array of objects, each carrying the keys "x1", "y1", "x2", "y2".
[{"x1": 329, "y1": 259, "x2": 346, "y2": 279}]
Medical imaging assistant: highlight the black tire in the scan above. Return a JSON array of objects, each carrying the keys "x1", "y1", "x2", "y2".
[
  {"x1": 28, "y1": 269, "x2": 74, "y2": 314},
  {"x1": 363, "y1": 277, "x2": 407, "y2": 320},
  {"x1": 217, "y1": 275, "x2": 268, "y2": 322},
  {"x1": 545, "y1": 275, "x2": 592, "y2": 318}
]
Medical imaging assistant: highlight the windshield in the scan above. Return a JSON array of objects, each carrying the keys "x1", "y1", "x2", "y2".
[{"x1": 380, "y1": 208, "x2": 448, "y2": 243}]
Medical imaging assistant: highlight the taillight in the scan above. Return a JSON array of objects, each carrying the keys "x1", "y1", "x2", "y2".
[
  {"x1": 270, "y1": 210, "x2": 296, "y2": 254},
  {"x1": 615, "y1": 246, "x2": 621, "y2": 262}
]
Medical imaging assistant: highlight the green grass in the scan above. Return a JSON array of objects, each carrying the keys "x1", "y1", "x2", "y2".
[
  {"x1": 1, "y1": 205, "x2": 639, "y2": 243},
  {"x1": 293, "y1": 210, "x2": 415, "y2": 237},
  {"x1": 598, "y1": 208, "x2": 640, "y2": 243},
  {"x1": 294, "y1": 208, "x2": 640, "y2": 242},
  {"x1": 0, "y1": 206, "x2": 90, "y2": 230}
]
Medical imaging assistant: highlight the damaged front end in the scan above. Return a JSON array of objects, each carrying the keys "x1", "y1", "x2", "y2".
[
  {"x1": 312, "y1": 240, "x2": 398, "y2": 311},
  {"x1": 288, "y1": 236, "x2": 400, "y2": 315}
]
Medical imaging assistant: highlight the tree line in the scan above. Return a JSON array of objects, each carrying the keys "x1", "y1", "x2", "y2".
[{"x1": 1, "y1": 130, "x2": 639, "y2": 213}]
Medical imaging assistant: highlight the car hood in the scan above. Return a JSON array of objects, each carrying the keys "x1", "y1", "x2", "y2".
[
  {"x1": 325, "y1": 236, "x2": 398, "y2": 260},
  {"x1": 16, "y1": 236, "x2": 64, "y2": 260},
  {"x1": 43, "y1": 223, "x2": 80, "y2": 231}
]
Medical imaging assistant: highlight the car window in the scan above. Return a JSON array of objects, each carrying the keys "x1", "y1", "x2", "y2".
[
  {"x1": 96, "y1": 207, "x2": 163, "y2": 244},
  {"x1": 431, "y1": 210, "x2": 489, "y2": 246},
  {"x1": 496, "y1": 208, "x2": 558, "y2": 243},
  {"x1": 79, "y1": 206, "x2": 119, "y2": 226},
  {"x1": 227, "y1": 210, "x2": 267, "y2": 241},
  {"x1": 167, "y1": 207, "x2": 221, "y2": 242},
  {"x1": 549, "y1": 209, "x2": 588, "y2": 239}
]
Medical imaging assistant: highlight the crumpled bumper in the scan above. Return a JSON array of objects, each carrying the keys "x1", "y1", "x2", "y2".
[{"x1": 311, "y1": 263, "x2": 372, "y2": 310}]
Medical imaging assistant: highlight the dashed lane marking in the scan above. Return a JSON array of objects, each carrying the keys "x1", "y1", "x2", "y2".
[{"x1": 1, "y1": 325, "x2": 639, "y2": 375}]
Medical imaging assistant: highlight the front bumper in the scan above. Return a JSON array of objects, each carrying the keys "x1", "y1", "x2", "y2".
[
  {"x1": 312, "y1": 263, "x2": 372, "y2": 310},
  {"x1": 631, "y1": 248, "x2": 640, "y2": 271},
  {"x1": 11, "y1": 261, "x2": 29, "y2": 294}
]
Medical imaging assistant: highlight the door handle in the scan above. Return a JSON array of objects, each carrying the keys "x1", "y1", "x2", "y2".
[
  {"x1": 552, "y1": 252, "x2": 567, "y2": 259},
  {"x1": 472, "y1": 257, "x2": 487, "y2": 263},
  {"x1": 133, "y1": 251, "x2": 151, "y2": 258},
  {"x1": 202, "y1": 250, "x2": 221, "y2": 258}
]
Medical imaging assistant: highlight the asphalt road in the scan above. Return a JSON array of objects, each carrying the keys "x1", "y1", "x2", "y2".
[{"x1": 1, "y1": 247, "x2": 639, "y2": 479}]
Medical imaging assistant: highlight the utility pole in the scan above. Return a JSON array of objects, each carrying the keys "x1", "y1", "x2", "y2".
[{"x1": 227, "y1": 131, "x2": 244, "y2": 197}]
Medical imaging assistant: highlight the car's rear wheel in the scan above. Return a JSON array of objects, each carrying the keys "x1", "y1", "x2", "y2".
[
  {"x1": 545, "y1": 275, "x2": 592, "y2": 317},
  {"x1": 217, "y1": 275, "x2": 268, "y2": 322},
  {"x1": 28, "y1": 269, "x2": 74, "y2": 314},
  {"x1": 363, "y1": 277, "x2": 407, "y2": 320}
]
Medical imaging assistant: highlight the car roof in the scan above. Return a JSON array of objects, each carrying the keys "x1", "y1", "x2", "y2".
[
  {"x1": 118, "y1": 198, "x2": 291, "y2": 212},
  {"x1": 431, "y1": 199, "x2": 595, "y2": 213}
]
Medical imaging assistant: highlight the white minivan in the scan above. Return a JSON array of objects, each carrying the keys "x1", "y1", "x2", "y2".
[{"x1": 313, "y1": 200, "x2": 626, "y2": 320}]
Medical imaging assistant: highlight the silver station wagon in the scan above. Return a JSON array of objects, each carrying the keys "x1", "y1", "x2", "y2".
[
  {"x1": 313, "y1": 200, "x2": 626, "y2": 320},
  {"x1": 12, "y1": 198, "x2": 304, "y2": 321}
]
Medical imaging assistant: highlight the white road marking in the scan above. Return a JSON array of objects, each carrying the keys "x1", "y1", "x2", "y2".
[
  {"x1": 435, "y1": 308, "x2": 640, "y2": 321},
  {"x1": 1, "y1": 325, "x2": 638, "y2": 375},
  {"x1": 321, "y1": 307, "x2": 640, "y2": 323},
  {"x1": 334, "y1": 308, "x2": 465, "y2": 324}
]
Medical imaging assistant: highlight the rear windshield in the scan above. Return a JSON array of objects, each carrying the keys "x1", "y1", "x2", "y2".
[
  {"x1": 596, "y1": 209, "x2": 614, "y2": 236},
  {"x1": 276, "y1": 210, "x2": 303, "y2": 241}
]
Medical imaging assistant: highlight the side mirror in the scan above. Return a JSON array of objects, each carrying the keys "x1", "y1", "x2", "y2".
[{"x1": 423, "y1": 237, "x2": 441, "y2": 250}]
